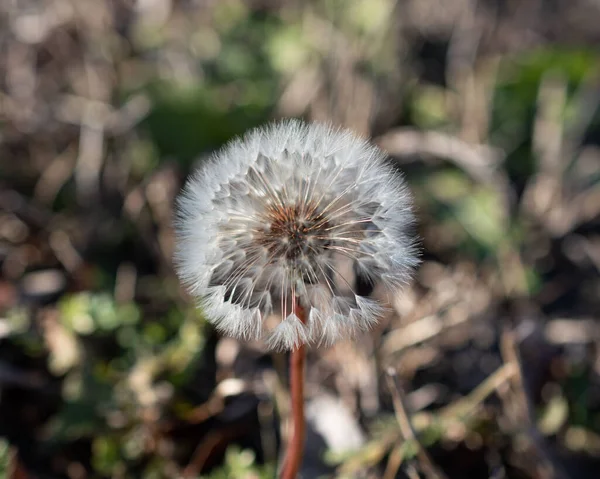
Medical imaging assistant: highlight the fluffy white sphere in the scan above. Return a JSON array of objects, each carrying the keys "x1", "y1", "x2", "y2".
[{"x1": 174, "y1": 120, "x2": 419, "y2": 350}]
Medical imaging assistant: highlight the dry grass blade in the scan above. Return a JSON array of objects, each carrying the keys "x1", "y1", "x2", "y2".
[
  {"x1": 385, "y1": 367, "x2": 449, "y2": 479},
  {"x1": 376, "y1": 129, "x2": 503, "y2": 184},
  {"x1": 500, "y1": 329, "x2": 572, "y2": 479},
  {"x1": 438, "y1": 362, "x2": 517, "y2": 420}
]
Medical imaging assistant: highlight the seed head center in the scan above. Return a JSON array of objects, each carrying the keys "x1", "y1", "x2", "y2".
[{"x1": 261, "y1": 202, "x2": 329, "y2": 261}]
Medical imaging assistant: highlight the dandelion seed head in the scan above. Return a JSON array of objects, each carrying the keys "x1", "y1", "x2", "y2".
[{"x1": 174, "y1": 120, "x2": 419, "y2": 350}]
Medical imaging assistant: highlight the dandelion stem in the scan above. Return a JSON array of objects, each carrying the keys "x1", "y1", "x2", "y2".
[{"x1": 281, "y1": 299, "x2": 306, "y2": 479}]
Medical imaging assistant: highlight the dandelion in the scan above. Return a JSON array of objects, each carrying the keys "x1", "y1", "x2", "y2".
[
  {"x1": 174, "y1": 119, "x2": 419, "y2": 478},
  {"x1": 174, "y1": 120, "x2": 419, "y2": 351}
]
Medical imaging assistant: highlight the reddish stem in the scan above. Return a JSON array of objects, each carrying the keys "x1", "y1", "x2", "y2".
[{"x1": 280, "y1": 303, "x2": 306, "y2": 479}]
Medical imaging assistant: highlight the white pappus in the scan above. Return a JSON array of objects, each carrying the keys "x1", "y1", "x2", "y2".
[{"x1": 174, "y1": 120, "x2": 419, "y2": 350}]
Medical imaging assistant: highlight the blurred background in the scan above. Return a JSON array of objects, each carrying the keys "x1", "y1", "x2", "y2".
[{"x1": 1, "y1": 0, "x2": 599, "y2": 478}]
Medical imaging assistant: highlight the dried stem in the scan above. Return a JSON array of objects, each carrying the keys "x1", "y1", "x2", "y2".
[
  {"x1": 385, "y1": 368, "x2": 449, "y2": 479},
  {"x1": 500, "y1": 329, "x2": 570, "y2": 479},
  {"x1": 280, "y1": 301, "x2": 307, "y2": 479}
]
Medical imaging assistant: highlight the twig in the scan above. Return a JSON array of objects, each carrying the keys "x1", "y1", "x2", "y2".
[
  {"x1": 376, "y1": 129, "x2": 503, "y2": 185},
  {"x1": 500, "y1": 329, "x2": 571, "y2": 479},
  {"x1": 382, "y1": 441, "x2": 405, "y2": 479},
  {"x1": 382, "y1": 313, "x2": 472, "y2": 356},
  {"x1": 182, "y1": 431, "x2": 227, "y2": 478},
  {"x1": 385, "y1": 368, "x2": 449, "y2": 479},
  {"x1": 439, "y1": 362, "x2": 516, "y2": 420},
  {"x1": 340, "y1": 362, "x2": 517, "y2": 476},
  {"x1": 405, "y1": 463, "x2": 421, "y2": 479},
  {"x1": 337, "y1": 429, "x2": 399, "y2": 476}
]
